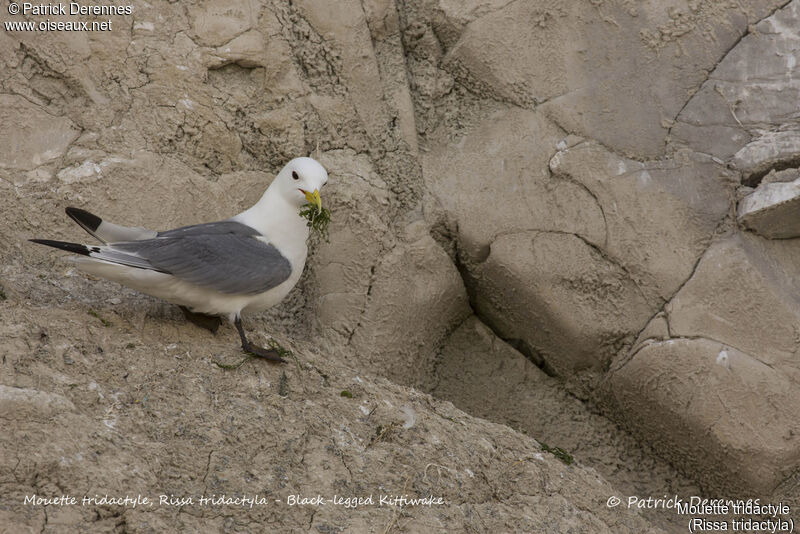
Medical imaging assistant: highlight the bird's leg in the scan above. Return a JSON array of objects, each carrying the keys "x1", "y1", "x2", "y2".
[
  {"x1": 234, "y1": 316, "x2": 286, "y2": 363},
  {"x1": 180, "y1": 306, "x2": 222, "y2": 333}
]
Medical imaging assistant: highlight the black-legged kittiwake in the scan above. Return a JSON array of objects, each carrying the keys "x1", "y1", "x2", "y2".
[{"x1": 30, "y1": 157, "x2": 329, "y2": 363}]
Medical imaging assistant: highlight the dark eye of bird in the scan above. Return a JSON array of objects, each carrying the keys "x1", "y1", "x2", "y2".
[{"x1": 292, "y1": 171, "x2": 299, "y2": 180}]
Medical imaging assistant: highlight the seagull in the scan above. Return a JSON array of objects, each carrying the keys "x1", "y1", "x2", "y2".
[{"x1": 30, "y1": 157, "x2": 329, "y2": 363}]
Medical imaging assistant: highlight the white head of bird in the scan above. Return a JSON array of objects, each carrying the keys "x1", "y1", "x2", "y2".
[{"x1": 272, "y1": 156, "x2": 328, "y2": 210}]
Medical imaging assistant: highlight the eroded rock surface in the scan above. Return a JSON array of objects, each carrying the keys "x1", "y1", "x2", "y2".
[
  {"x1": 605, "y1": 337, "x2": 800, "y2": 495},
  {"x1": 738, "y1": 170, "x2": 800, "y2": 238},
  {"x1": 1, "y1": 306, "x2": 663, "y2": 534},
  {"x1": 671, "y1": 1, "x2": 800, "y2": 168},
  {"x1": 434, "y1": 0, "x2": 787, "y2": 157},
  {"x1": 4, "y1": 0, "x2": 800, "y2": 529}
]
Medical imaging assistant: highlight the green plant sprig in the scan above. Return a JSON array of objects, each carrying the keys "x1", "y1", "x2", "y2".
[{"x1": 299, "y1": 203, "x2": 331, "y2": 242}]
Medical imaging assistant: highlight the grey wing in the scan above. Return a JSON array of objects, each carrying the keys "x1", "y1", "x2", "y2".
[
  {"x1": 113, "y1": 226, "x2": 292, "y2": 295},
  {"x1": 157, "y1": 220, "x2": 257, "y2": 238}
]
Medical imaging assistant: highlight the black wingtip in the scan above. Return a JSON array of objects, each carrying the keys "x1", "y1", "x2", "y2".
[
  {"x1": 65, "y1": 207, "x2": 102, "y2": 232},
  {"x1": 29, "y1": 239, "x2": 94, "y2": 256}
]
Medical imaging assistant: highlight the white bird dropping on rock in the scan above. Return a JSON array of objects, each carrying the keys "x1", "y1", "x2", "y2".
[{"x1": 716, "y1": 350, "x2": 730, "y2": 369}]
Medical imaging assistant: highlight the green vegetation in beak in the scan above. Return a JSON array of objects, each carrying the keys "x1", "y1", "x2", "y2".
[{"x1": 299, "y1": 189, "x2": 331, "y2": 242}]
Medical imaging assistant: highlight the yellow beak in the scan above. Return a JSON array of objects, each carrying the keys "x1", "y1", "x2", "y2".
[{"x1": 304, "y1": 189, "x2": 322, "y2": 210}]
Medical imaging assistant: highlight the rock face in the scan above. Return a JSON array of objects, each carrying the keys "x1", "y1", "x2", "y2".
[
  {"x1": 423, "y1": 108, "x2": 583, "y2": 263},
  {"x1": 0, "y1": 306, "x2": 662, "y2": 534},
  {"x1": 419, "y1": 0, "x2": 800, "y2": 500},
  {"x1": 605, "y1": 337, "x2": 800, "y2": 495},
  {"x1": 671, "y1": 1, "x2": 800, "y2": 169},
  {"x1": 0, "y1": 94, "x2": 80, "y2": 177},
  {"x1": 597, "y1": 1, "x2": 800, "y2": 497},
  {"x1": 4, "y1": 0, "x2": 800, "y2": 529},
  {"x1": 470, "y1": 230, "x2": 653, "y2": 378},
  {"x1": 666, "y1": 235, "x2": 800, "y2": 378},
  {"x1": 0, "y1": 384, "x2": 76, "y2": 420},
  {"x1": 435, "y1": 0, "x2": 787, "y2": 157},
  {"x1": 738, "y1": 170, "x2": 800, "y2": 238},
  {"x1": 607, "y1": 232, "x2": 800, "y2": 494},
  {"x1": 732, "y1": 131, "x2": 800, "y2": 183},
  {"x1": 428, "y1": 131, "x2": 732, "y2": 382},
  {"x1": 548, "y1": 144, "x2": 733, "y2": 305},
  {"x1": 431, "y1": 317, "x2": 701, "y2": 510}
]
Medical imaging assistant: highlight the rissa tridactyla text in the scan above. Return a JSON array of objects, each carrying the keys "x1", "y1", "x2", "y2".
[{"x1": 30, "y1": 157, "x2": 329, "y2": 363}]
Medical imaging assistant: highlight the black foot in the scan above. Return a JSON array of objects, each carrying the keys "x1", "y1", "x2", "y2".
[
  {"x1": 234, "y1": 316, "x2": 288, "y2": 364},
  {"x1": 180, "y1": 306, "x2": 221, "y2": 333},
  {"x1": 242, "y1": 342, "x2": 286, "y2": 363}
]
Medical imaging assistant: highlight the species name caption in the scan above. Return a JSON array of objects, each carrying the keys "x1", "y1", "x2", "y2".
[
  {"x1": 606, "y1": 495, "x2": 794, "y2": 533},
  {"x1": 5, "y1": 3, "x2": 133, "y2": 32},
  {"x1": 23, "y1": 493, "x2": 447, "y2": 510}
]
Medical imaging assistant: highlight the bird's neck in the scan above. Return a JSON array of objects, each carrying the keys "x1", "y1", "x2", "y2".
[{"x1": 232, "y1": 189, "x2": 309, "y2": 266}]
